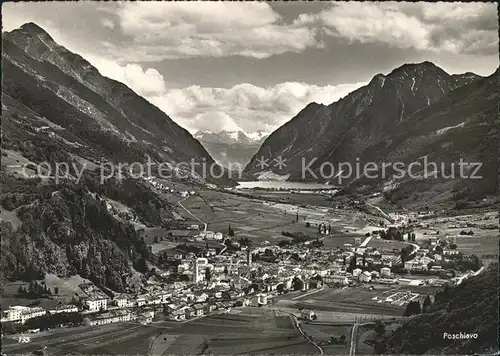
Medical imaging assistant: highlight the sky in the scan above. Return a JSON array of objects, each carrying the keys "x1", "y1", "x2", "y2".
[{"x1": 3, "y1": 1, "x2": 498, "y2": 134}]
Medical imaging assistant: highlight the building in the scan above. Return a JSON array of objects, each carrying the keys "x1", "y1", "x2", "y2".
[
  {"x1": 86, "y1": 297, "x2": 108, "y2": 312},
  {"x1": 352, "y1": 268, "x2": 362, "y2": 277},
  {"x1": 1, "y1": 306, "x2": 47, "y2": 324},
  {"x1": 214, "y1": 232, "x2": 223, "y2": 240},
  {"x1": 89, "y1": 310, "x2": 135, "y2": 326},
  {"x1": 114, "y1": 295, "x2": 131, "y2": 308},
  {"x1": 380, "y1": 267, "x2": 391, "y2": 277},
  {"x1": 300, "y1": 310, "x2": 316, "y2": 321},
  {"x1": 325, "y1": 275, "x2": 349, "y2": 285},
  {"x1": 359, "y1": 271, "x2": 372, "y2": 283},
  {"x1": 169, "y1": 308, "x2": 187, "y2": 322},
  {"x1": 138, "y1": 310, "x2": 155, "y2": 325},
  {"x1": 192, "y1": 304, "x2": 205, "y2": 317},
  {"x1": 194, "y1": 257, "x2": 209, "y2": 283},
  {"x1": 48, "y1": 305, "x2": 79, "y2": 314}
]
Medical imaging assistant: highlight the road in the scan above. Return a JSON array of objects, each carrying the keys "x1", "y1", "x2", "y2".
[
  {"x1": 177, "y1": 196, "x2": 207, "y2": 232},
  {"x1": 283, "y1": 311, "x2": 324, "y2": 355},
  {"x1": 349, "y1": 323, "x2": 359, "y2": 356},
  {"x1": 292, "y1": 287, "x2": 327, "y2": 301}
]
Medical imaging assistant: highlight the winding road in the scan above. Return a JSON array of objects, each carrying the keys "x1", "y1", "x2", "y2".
[
  {"x1": 177, "y1": 196, "x2": 208, "y2": 232},
  {"x1": 279, "y1": 309, "x2": 324, "y2": 355}
]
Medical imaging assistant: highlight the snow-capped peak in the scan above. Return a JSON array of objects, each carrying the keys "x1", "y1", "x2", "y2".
[{"x1": 194, "y1": 130, "x2": 269, "y2": 145}]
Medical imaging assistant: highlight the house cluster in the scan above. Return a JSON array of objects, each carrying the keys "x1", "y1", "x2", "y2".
[
  {"x1": 1, "y1": 306, "x2": 47, "y2": 324},
  {"x1": 141, "y1": 176, "x2": 196, "y2": 198},
  {"x1": 1, "y1": 304, "x2": 80, "y2": 324}
]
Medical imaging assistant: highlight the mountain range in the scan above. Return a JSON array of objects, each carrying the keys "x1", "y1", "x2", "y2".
[
  {"x1": 2, "y1": 22, "x2": 231, "y2": 184},
  {"x1": 194, "y1": 130, "x2": 269, "y2": 170},
  {"x1": 0, "y1": 23, "x2": 232, "y2": 291},
  {"x1": 243, "y1": 62, "x2": 498, "y2": 207}
]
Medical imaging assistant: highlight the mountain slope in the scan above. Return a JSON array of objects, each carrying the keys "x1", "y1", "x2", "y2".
[
  {"x1": 0, "y1": 22, "x2": 232, "y2": 291},
  {"x1": 2, "y1": 22, "x2": 231, "y2": 183},
  {"x1": 244, "y1": 62, "x2": 482, "y2": 180},
  {"x1": 355, "y1": 69, "x2": 499, "y2": 207},
  {"x1": 376, "y1": 264, "x2": 498, "y2": 355}
]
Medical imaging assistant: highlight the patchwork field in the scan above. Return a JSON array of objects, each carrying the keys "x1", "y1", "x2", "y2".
[
  {"x1": 275, "y1": 285, "x2": 424, "y2": 320},
  {"x1": 2, "y1": 308, "x2": 316, "y2": 356},
  {"x1": 300, "y1": 323, "x2": 352, "y2": 354},
  {"x1": 173, "y1": 190, "x2": 383, "y2": 248},
  {"x1": 365, "y1": 238, "x2": 412, "y2": 251}
]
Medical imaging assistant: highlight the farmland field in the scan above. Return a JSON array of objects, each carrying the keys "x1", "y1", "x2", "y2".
[
  {"x1": 174, "y1": 189, "x2": 385, "y2": 248},
  {"x1": 2, "y1": 309, "x2": 313, "y2": 356},
  {"x1": 275, "y1": 286, "x2": 412, "y2": 319}
]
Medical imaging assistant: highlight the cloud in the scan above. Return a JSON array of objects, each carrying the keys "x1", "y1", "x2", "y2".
[
  {"x1": 75, "y1": 54, "x2": 363, "y2": 135},
  {"x1": 315, "y1": 2, "x2": 498, "y2": 55},
  {"x1": 146, "y1": 81, "x2": 365, "y2": 134},
  {"x1": 84, "y1": 55, "x2": 166, "y2": 96},
  {"x1": 105, "y1": 2, "x2": 322, "y2": 61},
  {"x1": 100, "y1": 18, "x2": 115, "y2": 30}
]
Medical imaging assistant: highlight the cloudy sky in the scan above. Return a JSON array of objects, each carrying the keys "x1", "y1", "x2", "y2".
[{"x1": 3, "y1": 2, "x2": 498, "y2": 134}]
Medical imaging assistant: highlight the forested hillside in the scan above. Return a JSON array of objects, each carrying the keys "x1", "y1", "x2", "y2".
[{"x1": 376, "y1": 264, "x2": 498, "y2": 355}]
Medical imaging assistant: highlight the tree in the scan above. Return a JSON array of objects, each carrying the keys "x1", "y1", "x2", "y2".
[
  {"x1": 205, "y1": 267, "x2": 212, "y2": 283},
  {"x1": 347, "y1": 255, "x2": 357, "y2": 272},
  {"x1": 277, "y1": 283, "x2": 284, "y2": 294},
  {"x1": 403, "y1": 300, "x2": 422, "y2": 316},
  {"x1": 305, "y1": 222, "x2": 311, "y2": 228},
  {"x1": 154, "y1": 236, "x2": 159, "y2": 243},
  {"x1": 17, "y1": 285, "x2": 26, "y2": 296},
  {"x1": 228, "y1": 224, "x2": 235, "y2": 237},
  {"x1": 179, "y1": 274, "x2": 190, "y2": 282},
  {"x1": 135, "y1": 257, "x2": 149, "y2": 273},
  {"x1": 292, "y1": 277, "x2": 304, "y2": 291},
  {"x1": 54, "y1": 286, "x2": 59, "y2": 295},
  {"x1": 422, "y1": 295, "x2": 432, "y2": 312},
  {"x1": 374, "y1": 321, "x2": 386, "y2": 336}
]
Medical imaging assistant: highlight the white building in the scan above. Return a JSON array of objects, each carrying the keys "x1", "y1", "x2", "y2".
[
  {"x1": 1, "y1": 306, "x2": 47, "y2": 324},
  {"x1": 352, "y1": 268, "x2": 362, "y2": 277},
  {"x1": 380, "y1": 267, "x2": 392, "y2": 277},
  {"x1": 194, "y1": 257, "x2": 210, "y2": 283},
  {"x1": 86, "y1": 297, "x2": 108, "y2": 312},
  {"x1": 89, "y1": 310, "x2": 134, "y2": 326},
  {"x1": 300, "y1": 309, "x2": 316, "y2": 321},
  {"x1": 325, "y1": 275, "x2": 349, "y2": 285},
  {"x1": 114, "y1": 295, "x2": 132, "y2": 308},
  {"x1": 359, "y1": 271, "x2": 372, "y2": 283},
  {"x1": 214, "y1": 232, "x2": 223, "y2": 240}
]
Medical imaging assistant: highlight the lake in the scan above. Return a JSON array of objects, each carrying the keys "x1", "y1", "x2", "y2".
[{"x1": 236, "y1": 181, "x2": 335, "y2": 190}]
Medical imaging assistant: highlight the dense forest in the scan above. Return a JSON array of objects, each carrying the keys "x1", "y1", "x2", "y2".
[{"x1": 0, "y1": 175, "x2": 155, "y2": 292}]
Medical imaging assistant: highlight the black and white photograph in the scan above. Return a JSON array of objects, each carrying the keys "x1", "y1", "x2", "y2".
[{"x1": 1, "y1": 1, "x2": 498, "y2": 355}]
